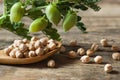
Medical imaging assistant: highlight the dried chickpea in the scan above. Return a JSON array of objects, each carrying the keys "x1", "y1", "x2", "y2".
[
  {"x1": 91, "y1": 43, "x2": 99, "y2": 51},
  {"x1": 31, "y1": 36, "x2": 38, "y2": 41},
  {"x1": 111, "y1": 45, "x2": 120, "y2": 52},
  {"x1": 86, "y1": 49, "x2": 94, "y2": 56},
  {"x1": 94, "y1": 56, "x2": 103, "y2": 64},
  {"x1": 9, "y1": 49, "x2": 16, "y2": 58},
  {"x1": 39, "y1": 37, "x2": 48, "y2": 46},
  {"x1": 13, "y1": 40, "x2": 23, "y2": 47},
  {"x1": 29, "y1": 51, "x2": 36, "y2": 57},
  {"x1": 43, "y1": 47, "x2": 49, "y2": 53},
  {"x1": 80, "y1": 55, "x2": 90, "y2": 63},
  {"x1": 47, "y1": 59, "x2": 56, "y2": 68},
  {"x1": 77, "y1": 48, "x2": 85, "y2": 56},
  {"x1": 34, "y1": 40, "x2": 43, "y2": 49},
  {"x1": 15, "y1": 51, "x2": 24, "y2": 58},
  {"x1": 22, "y1": 38, "x2": 28, "y2": 43},
  {"x1": 60, "y1": 46, "x2": 66, "y2": 53},
  {"x1": 47, "y1": 42, "x2": 56, "y2": 50},
  {"x1": 112, "y1": 53, "x2": 120, "y2": 61},
  {"x1": 24, "y1": 51, "x2": 29, "y2": 58},
  {"x1": 69, "y1": 40, "x2": 77, "y2": 46},
  {"x1": 104, "y1": 64, "x2": 113, "y2": 73},
  {"x1": 29, "y1": 44, "x2": 35, "y2": 51},
  {"x1": 68, "y1": 51, "x2": 77, "y2": 58},
  {"x1": 48, "y1": 39, "x2": 54, "y2": 43},
  {"x1": 100, "y1": 39, "x2": 109, "y2": 47},
  {"x1": 4, "y1": 48, "x2": 11, "y2": 55},
  {"x1": 19, "y1": 43, "x2": 28, "y2": 52},
  {"x1": 35, "y1": 48, "x2": 44, "y2": 56}
]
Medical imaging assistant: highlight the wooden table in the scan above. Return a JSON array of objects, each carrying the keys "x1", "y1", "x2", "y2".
[{"x1": 0, "y1": 1, "x2": 120, "y2": 80}]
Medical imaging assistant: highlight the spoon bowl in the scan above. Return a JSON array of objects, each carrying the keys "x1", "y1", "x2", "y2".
[{"x1": 0, "y1": 41, "x2": 62, "y2": 65}]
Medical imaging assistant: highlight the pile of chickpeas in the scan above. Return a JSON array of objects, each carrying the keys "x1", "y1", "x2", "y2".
[
  {"x1": 4, "y1": 37, "x2": 58, "y2": 59},
  {"x1": 59, "y1": 39, "x2": 120, "y2": 73}
]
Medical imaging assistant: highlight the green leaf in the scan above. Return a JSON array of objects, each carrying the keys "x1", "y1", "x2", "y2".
[
  {"x1": 76, "y1": 22, "x2": 87, "y2": 33},
  {"x1": 42, "y1": 22, "x2": 61, "y2": 41}
]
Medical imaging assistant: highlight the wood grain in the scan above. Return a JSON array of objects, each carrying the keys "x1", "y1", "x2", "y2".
[{"x1": 0, "y1": 1, "x2": 120, "y2": 80}]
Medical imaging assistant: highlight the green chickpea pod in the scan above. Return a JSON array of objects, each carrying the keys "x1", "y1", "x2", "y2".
[
  {"x1": 29, "y1": 16, "x2": 48, "y2": 32},
  {"x1": 10, "y1": 2, "x2": 25, "y2": 23},
  {"x1": 45, "y1": 4, "x2": 61, "y2": 26},
  {"x1": 63, "y1": 10, "x2": 77, "y2": 32}
]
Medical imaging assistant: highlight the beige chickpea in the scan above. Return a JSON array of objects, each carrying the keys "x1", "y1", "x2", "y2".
[
  {"x1": 111, "y1": 45, "x2": 120, "y2": 52},
  {"x1": 35, "y1": 48, "x2": 44, "y2": 56},
  {"x1": 69, "y1": 40, "x2": 77, "y2": 46},
  {"x1": 29, "y1": 51, "x2": 36, "y2": 57},
  {"x1": 22, "y1": 38, "x2": 28, "y2": 43},
  {"x1": 15, "y1": 51, "x2": 24, "y2": 58},
  {"x1": 100, "y1": 39, "x2": 109, "y2": 47},
  {"x1": 48, "y1": 39, "x2": 54, "y2": 43},
  {"x1": 68, "y1": 51, "x2": 77, "y2": 58},
  {"x1": 77, "y1": 48, "x2": 85, "y2": 56},
  {"x1": 39, "y1": 37, "x2": 48, "y2": 46},
  {"x1": 80, "y1": 55, "x2": 90, "y2": 63},
  {"x1": 24, "y1": 51, "x2": 29, "y2": 58},
  {"x1": 34, "y1": 40, "x2": 43, "y2": 49},
  {"x1": 47, "y1": 60, "x2": 56, "y2": 68},
  {"x1": 112, "y1": 53, "x2": 120, "y2": 61},
  {"x1": 13, "y1": 40, "x2": 23, "y2": 47},
  {"x1": 47, "y1": 42, "x2": 56, "y2": 50},
  {"x1": 29, "y1": 44, "x2": 35, "y2": 51},
  {"x1": 94, "y1": 56, "x2": 103, "y2": 64},
  {"x1": 31, "y1": 36, "x2": 38, "y2": 41},
  {"x1": 9, "y1": 49, "x2": 16, "y2": 58},
  {"x1": 91, "y1": 43, "x2": 99, "y2": 51},
  {"x1": 104, "y1": 64, "x2": 113, "y2": 73},
  {"x1": 86, "y1": 49, "x2": 94, "y2": 56},
  {"x1": 60, "y1": 46, "x2": 66, "y2": 53},
  {"x1": 4, "y1": 48, "x2": 11, "y2": 55},
  {"x1": 19, "y1": 43, "x2": 28, "y2": 52},
  {"x1": 43, "y1": 47, "x2": 50, "y2": 53}
]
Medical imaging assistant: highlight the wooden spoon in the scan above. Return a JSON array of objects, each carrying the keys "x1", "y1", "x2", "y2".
[{"x1": 0, "y1": 42, "x2": 62, "y2": 65}]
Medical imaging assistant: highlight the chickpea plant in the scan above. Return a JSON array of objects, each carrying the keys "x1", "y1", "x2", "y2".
[{"x1": 0, "y1": 0, "x2": 101, "y2": 40}]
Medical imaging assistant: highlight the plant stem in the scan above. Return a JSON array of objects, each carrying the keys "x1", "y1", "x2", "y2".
[{"x1": 3, "y1": 0, "x2": 7, "y2": 16}]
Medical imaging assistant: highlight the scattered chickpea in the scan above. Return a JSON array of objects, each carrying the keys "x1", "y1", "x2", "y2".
[
  {"x1": 111, "y1": 45, "x2": 120, "y2": 52},
  {"x1": 69, "y1": 40, "x2": 77, "y2": 46},
  {"x1": 100, "y1": 39, "x2": 109, "y2": 47},
  {"x1": 60, "y1": 46, "x2": 66, "y2": 53},
  {"x1": 104, "y1": 64, "x2": 113, "y2": 73},
  {"x1": 94, "y1": 55, "x2": 103, "y2": 64},
  {"x1": 80, "y1": 55, "x2": 90, "y2": 63},
  {"x1": 35, "y1": 48, "x2": 44, "y2": 56},
  {"x1": 28, "y1": 51, "x2": 36, "y2": 57},
  {"x1": 47, "y1": 59, "x2": 56, "y2": 68},
  {"x1": 68, "y1": 51, "x2": 77, "y2": 58},
  {"x1": 91, "y1": 43, "x2": 99, "y2": 51},
  {"x1": 15, "y1": 51, "x2": 24, "y2": 58},
  {"x1": 86, "y1": 49, "x2": 94, "y2": 56},
  {"x1": 77, "y1": 48, "x2": 85, "y2": 56},
  {"x1": 112, "y1": 53, "x2": 120, "y2": 61},
  {"x1": 47, "y1": 42, "x2": 56, "y2": 50}
]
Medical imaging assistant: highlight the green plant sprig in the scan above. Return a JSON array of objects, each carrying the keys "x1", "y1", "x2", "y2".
[{"x1": 0, "y1": 0, "x2": 101, "y2": 41}]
